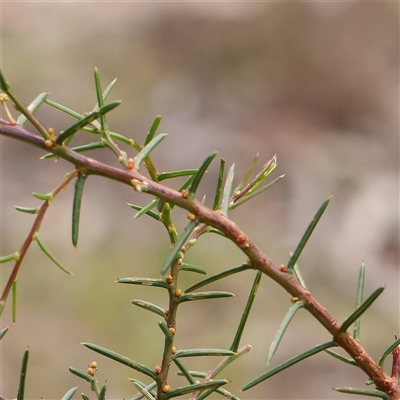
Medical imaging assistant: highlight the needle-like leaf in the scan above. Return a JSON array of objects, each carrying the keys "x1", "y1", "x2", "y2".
[
  {"x1": 134, "y1": 134, "x2": 168, "y2": 170},
  {"x1": 61, "y1": 387, "x2": 78, "y2": 400},
  {"x1": 188, "y1": 152, "x2": 218, "y2": 198},
  {"x1": 82, "y1": 342, "x2": 157, "y2": 380},
  {"x1": 334, "y1": 387, "x2": 389, "y2": 399},
  {"x1": 185, "y1": 264, "x2": 249, "y2": 293},
  {"x1": 242, "y1": 340, "x2": 337, "y2": 391},
  {"x1": 55, "y1": 101, "x2": 121, "y2": 145},
  {"x1": 354, "y1": 261, "x2": 365, "y2": 340},
  {"x1": 267, "y1": 300, "x2": 304, "y2": 365},
  {"x1": 231, "y1": 271, "x2": 262, "y2": 352},
  {"x1": 17, "y1": 347, "x2": 29, "y2": 400},
  {"x1": 72, "y1": 173, "x2": 88, "y2": 248},
  {"x1": 286, "y1": 195, "x2": 332, "y2": 274},
  {"x1": 16, "y1": 92, "x2": 48, "y2": 126},
  {"x1": 161, "y1": 219, "x2": 199, "y2": 275},
  {"x1": 340, "y1": 286, "x2": 385, "y2": 333}
]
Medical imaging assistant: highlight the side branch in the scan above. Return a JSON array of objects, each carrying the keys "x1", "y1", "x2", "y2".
[{"x1": 1, "y1": 123, "x2": 398, "y2": 398}]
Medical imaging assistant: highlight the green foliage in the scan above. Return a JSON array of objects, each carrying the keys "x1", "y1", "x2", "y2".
[{"x1": 0, "y1": 67, "x2": 398, "y2": 400}]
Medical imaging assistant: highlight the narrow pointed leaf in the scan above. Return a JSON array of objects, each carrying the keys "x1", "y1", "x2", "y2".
[
  {"x1": 158, "y1": 321, "x2": 174, "y2": 341},
  {"x1": 117, "y1": 277, "x2": 169, "y2": 289},
  {"x1": 229, "y1": 174, "x2": 285, "y2": 210},
  {"x1": 42, "y1": 142, "x2": 105, "y2": 159},
  {"x1": 293, "y1": 262, "x2": 307, "y2": 289},
  {"x1": 188, "y1": 152, "x2": 218, "y2": 197},
  {"x1": 133, "y1": 199, "x2": 159, "y2": 218},
  {"x1": 132, "y1": 300, "x2": 166, "y2": 319},
  {"x1": 55, "y1": 101, "x2": 121, "y2": 145},
  {"x1": 128, "y1": 203, "x2": 160, "y2": 221},
  {"x1": 180, "y1": 263, "x2": 207, "y2": 275},
  {"x1": 0, "y1": 68, "x2": 10, "y2": 91},
  {"x1": 17, "y1": 347, "x2": 29, "y2": 400},
  {"x1": 161, "y1": 219, "x2": 199, "y2": 275},
  {"x1": 144, "y1": 115, "x2": 162, "y2": 145},
  {"x1": 173, "y1": 358, "x2": 196, "y2": 384},
  {"x1": 45, "y1": 98, "x2": 84, "y2": 119},
  {"x1": 220, "y1": 164, "x2": 235, "y2": 216},
  {"x1": 158, "y1": 169, "x2": 197, "y2": 182},
  {"x1": 324, "y1": 349, "x2": 357, "y2": 365},
  {"x1": 0, "y1": 325, "x2": 11, "y2": 340},
  {"x1": 179, "y1": 291, "x2": 234, "y2": 304},
  {"x1": 334, "y1": 387, "x2": 389, "y2": 399},
  {"x1": 134, "y1": 133, "x2": 168, "y2": 170},
  {"x1": 185, "y1": 264, "x2": 249, "y2": 293},
  {"x1": 340, "y1": 286, "x2": 385, "y2": 333},
  {"x1": 131, "y1": 380, "x2": 156, "y2": 400},
  {"x1": 207, "y1": 344, "x2": 252, "y2": 380},
  {"x1": 72, "y1": 173, "x2": 88, "y2": 248},
  {"x1": 98, "y1": 384, "x2": 106, "y2": 400},
  {"x1": 242, "y1": 340, "x2": 337, "y2": 391},
  {"x1": 94, "y1": 68, "x2": 107, "y2": 132},
  {"x1": 286, "y1": 195, "x2": 332, "y2": 274},
  {"x1": 92, "y1": 77, "x2": 118, "y2": 112},
  {"x1": 69, "y1": 367, "x2": 93, "y2": 382},
  {"x1": 0, "y1": 252, "x2": 19, "y2": 263},
  {"x1": 267, "y1": 301, "x2": 304, "y2": 364},
  {"x1": 213, "y1": 158, "x2": 225, "y2": 210},
  {"x1": 198, "y1": 388, "x2": 239, "y2": 400},
  {"x1": 165, "y1": 380, "x2": 228, "y2": 399},
  {"x1": 35, "y1": 235, "x2": 74, "y2": 275},
  {"x1": 354, "y1": 261, "x2": 365, "y2": 340},
  {"x1": 82, "y1": 342, "x2": 157, "y2": 380},
  {"x1": 14, "y1": 206, "x2": 39, "y2": 214},
  {"x1": 33, "y1": 191, "x2": 53, "y2": 201},
  {"x1": 16, "y1": 92, "x2": 48, "y2": 126},
  {"x1": 231, "y1": 271, "x2": 262, "y2": 352},
  {"x1": 378, "y1": 336, "x2": 400, "y2": 368},
  {"x1": 174, "y1": 349, "x2": 235, "y2": 358},
  {"x1": 232, "y1": 153, "x2": 259, "y2": 196},
  {"x1": 61, "y1": 387, "x2": 78, "y2": 400},
  {"x1": 81, "y1": 394, "x2": 90, "y2": 400}
]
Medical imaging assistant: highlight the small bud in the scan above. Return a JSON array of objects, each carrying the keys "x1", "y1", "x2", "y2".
[
  {"x1": 175, "y1": 289, "x2": 182, "y2": 298},
  {"x1": 0, "y1": 93, "x2": 9, "y2": 103},
  {"x1": 90, "y1": 361, "x2": 98, "y2": 369},
  {"x1": 162, "y1": 384, "x2": 171, "y2": 393},
  {"x1": 126, "y1": 158, "x2": 134, "y2": 170},
  {"x1": 280, "y1": 265, "x2": 288, "y2": 273},
  {"x1": 246, "y1": 258, "x2": 252, "y2": 266},
  {"x1": 181, "y1": 189, "x2": 189, "y2": 199},
  {"x1": 215, "y1": 210, "x2": 223, "y2": 216},
  {"x1": 164, "y1": 308, "x2": 169, "y2": 316},
  {"x1": 236, "y1": 234, "x2": 248, "y2": 247},
  {"x1": 44, "y1": 139, "x2": 54, "y2": 149},
  {"x1": 187, "y1": 213, "x2": 196, "y2": 221},
  {"x1": 47, "y1": 127, "x2": 55, "y2": 137},
  {"x1": 87, "y1": 367, "x2": 95, "y2": 376},
  {"x1": 155, "y1": 365, "x2": 162, "y2": 375},
  {"x1": 169, "y1": 327, "x2": 176, "y2": 335},
  {"x1": 172, "y1": 346, "x2": 177, "y2": 354},
  {"x1": 177, "y1": 258, "x2": 183, "y2": 266},
  {"x1": 165, "y1": 275, "x2": 173, "y2": 285},
  {"x1": 291, "y1": 297, "x2": 299, "y2": 303}
]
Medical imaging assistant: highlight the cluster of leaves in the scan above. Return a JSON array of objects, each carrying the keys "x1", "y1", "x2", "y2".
[{"x1": 0, "y1": 68, "x2": 399, "y2": 400}]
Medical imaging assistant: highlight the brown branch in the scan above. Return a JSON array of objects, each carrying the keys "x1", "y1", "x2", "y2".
[{"x1": 1, "y1": 122, "x2": 399, "y2": 399}]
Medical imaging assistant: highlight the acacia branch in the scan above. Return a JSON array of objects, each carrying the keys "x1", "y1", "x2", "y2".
[{"x1": 1, "y1": 122, "x2": 398, "y2": 398}]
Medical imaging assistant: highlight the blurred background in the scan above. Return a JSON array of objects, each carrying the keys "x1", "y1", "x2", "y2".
[{"x1": 1, "y1": 2, "x2": 398, "y2": 399}]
